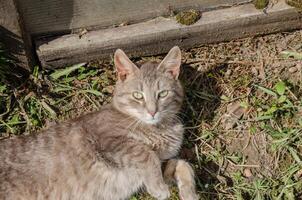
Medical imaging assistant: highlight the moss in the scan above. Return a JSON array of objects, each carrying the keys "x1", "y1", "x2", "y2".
[
  {"x1": 286, "y1": 0, "x2": 302, "y2": 9},
  {"x1": 175, "y1": 9, "x2": 201, "y2": 26},
  {"x1": 253, "y1": 0, "x2": 269, "y2": 9}
]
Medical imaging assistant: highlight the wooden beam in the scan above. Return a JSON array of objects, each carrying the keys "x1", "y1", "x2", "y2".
[
  {"x1": 0, "y1": 0, "x2": 34, "y2": 70},
  {"x1": 36, "y1": 0, "x2": 302, "y2": 68},
  {"x1": 16, "y1": 0, "x2": 250, "y2": 35}
]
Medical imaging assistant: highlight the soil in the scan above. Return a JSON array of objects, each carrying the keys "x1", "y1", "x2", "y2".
[{"x1": 130, "y1": 30, "x2": 302, "y2": 199}]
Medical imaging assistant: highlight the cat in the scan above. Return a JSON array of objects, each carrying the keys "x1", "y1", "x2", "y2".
[{"x1": 0, "y1": 46, "x2": 198, "y2": 200}]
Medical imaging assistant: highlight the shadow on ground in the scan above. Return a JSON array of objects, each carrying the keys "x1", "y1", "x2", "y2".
[
  {"x1": 0, "y1": 26, "x2": 29, "y2": 87},
  {"x1": 180, "y1": 63, "x2": 226, "y2": 199}
]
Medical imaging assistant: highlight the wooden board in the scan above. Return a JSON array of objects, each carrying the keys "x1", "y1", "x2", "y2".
[
  {"x1": 0, "y1": 0, "x2": 33, "y2": 70},
  {"x1": 16, "y1": 0, "x2": 250, "y2": 35},
  {"x1": 36, "y1": 0, "x2": 302, "y2": 68}
]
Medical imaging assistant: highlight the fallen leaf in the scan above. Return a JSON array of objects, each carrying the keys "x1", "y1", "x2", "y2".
[{"x1": 221, "y1": 101, "x2": 247, "y2": 130}]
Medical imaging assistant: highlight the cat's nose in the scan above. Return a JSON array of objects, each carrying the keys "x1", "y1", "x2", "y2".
[{"x1": 148, "y1": 111, "x2": 156, "y2": 117}]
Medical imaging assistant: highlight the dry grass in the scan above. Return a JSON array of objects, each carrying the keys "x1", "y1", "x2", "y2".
[{"x1": 1, "y1": 30, "x2": 302, "y2": 199}]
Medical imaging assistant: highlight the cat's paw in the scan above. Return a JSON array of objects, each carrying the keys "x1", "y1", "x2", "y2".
[
  {"x1": 155, "y1": 184, "x2": 170, "y2": 200},
  {"x1": 148, "y1": 183, "x2": 170, "y2": 200},
  {"x1": 179, "y1": 188, "x2": 199, "y2": 200}
]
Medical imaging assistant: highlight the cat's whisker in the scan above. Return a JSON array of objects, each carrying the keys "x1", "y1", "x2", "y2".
[
  {"x1": 131, "y1": 119, "x2": 143, "y2": 133},
  {"x1": 126, "y1": 118, "x2": 140, "y2": 130},
  {"x1": 167, "y1": 116, "x2": 182, "y2": 124},
  {"x1": 161, "y1": 111, "x2": 184, "y2": 123},
  {"x1": 120, "y1": 115, "x2": 135, "y2": 123}
]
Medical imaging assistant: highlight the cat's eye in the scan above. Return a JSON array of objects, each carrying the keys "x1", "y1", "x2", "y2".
[
  {"x1": 158, "y1": 90, "x2": 169, "y2": 98},
  {"x1": 132, "y1": 91, "x2": 144, "y2": 100}
]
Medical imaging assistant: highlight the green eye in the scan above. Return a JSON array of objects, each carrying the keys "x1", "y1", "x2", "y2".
[
  {"x1": 158, "y1": 90, "x2": 169, "y2": 98},
  {"x1": 132, "y1": 91, "x2": 144, "y2": 100}
]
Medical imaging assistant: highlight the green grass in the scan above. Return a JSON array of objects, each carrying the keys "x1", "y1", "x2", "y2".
[
  {"x1": 1, "y1": 31, "x2": 302, "y2": 199},
  {"x1": 183, "y1": 72, "x2": 302, "y2": 199},
  {"x1": 0, "y1": 61, "x2": 116, "y2": 136}
]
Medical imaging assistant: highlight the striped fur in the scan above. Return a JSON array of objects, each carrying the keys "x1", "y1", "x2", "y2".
[{"x1": 0, "y1": 47, "x2": 197, "y2": 200}]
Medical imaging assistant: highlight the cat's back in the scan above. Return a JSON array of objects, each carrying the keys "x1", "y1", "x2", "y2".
[
  {"x1": 0, "y1": 106, "x2": 116, "y2": 199},
  {"x1": 0, "y1": 103, "x2": 124, "y2": 164},
  {"x1": 0, "y1": 103, "x2": 121, "y2": 169}
]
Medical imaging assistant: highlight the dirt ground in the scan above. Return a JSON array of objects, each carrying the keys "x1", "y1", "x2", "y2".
[{"x1": 1, "y1": 30, "x2": 302, "y2": 199}]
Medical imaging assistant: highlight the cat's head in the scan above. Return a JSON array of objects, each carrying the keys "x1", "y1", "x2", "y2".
[{"x1": 113, "y1": 46, "x2": 184, "y2": 125}]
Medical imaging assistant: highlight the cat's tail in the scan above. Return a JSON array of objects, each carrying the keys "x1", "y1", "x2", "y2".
[{"x1": 163, "y1": 159, "x2": 199, "y2": 200}]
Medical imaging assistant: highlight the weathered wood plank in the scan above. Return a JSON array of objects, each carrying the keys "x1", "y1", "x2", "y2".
[
  {"x1": 0, "y1": 0, "x2": 34, "y2": 70},
  {"x1": 36, "y1": 0, "x2": 302, "y2": 68},
  {"x1": 16, "y1": 0, "x2": 250, "y2": 35}
]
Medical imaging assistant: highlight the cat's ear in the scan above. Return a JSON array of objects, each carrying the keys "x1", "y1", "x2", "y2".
[
  {"x1": 114, "y1": 49, "x2": 139, "y2": 81},
  {"x1": 158, "y1": 46, "x2": 181, "y2": 79}
]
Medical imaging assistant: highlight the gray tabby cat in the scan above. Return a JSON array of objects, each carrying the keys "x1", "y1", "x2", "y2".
[{"x1": 0, "y1": 46, "x2": 198, "y2": 200}]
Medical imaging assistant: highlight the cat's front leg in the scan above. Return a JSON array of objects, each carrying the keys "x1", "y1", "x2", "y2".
[
  {"x1": 163, "y1": 159, "x2": 198, "y2": 200},
  {"x1": 115, "y1": 143, "x2": 170, "y2": 200},
  {"x1": 140, "y1": 152, "x2": 170, "y2": 200}
]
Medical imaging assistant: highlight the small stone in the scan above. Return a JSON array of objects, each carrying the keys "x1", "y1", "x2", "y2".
[
  {"x1": 258, "y1": 62, "x2": 266, "y2": 80},
  {"x1": 225, "y1": 69, "x2": 232, "y2": 77},
  {"x1": 119, "y1": 21, "x2": 129, "y2": 27},
  {"x1": 78, "y1": 28, "x2": 88, "y2": 38},
  {"x1": 251, "y1": 67, "x2": 258, "y2": 76},
  {"x1": 296, "y1": 62, "x2": 302, "y2": 71},
  {"x1": 234, "y1": 67, "x2": 240, "y2": 72},
  {"x1": 289, "y1": 66, "x2": 298, "y2": 73},
  {"x1": 243, "y1": 168, "x2": 253, "y2": 178},
  {"x1": 295, "y1": 169, "x2": 302, "y2": 179}
]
